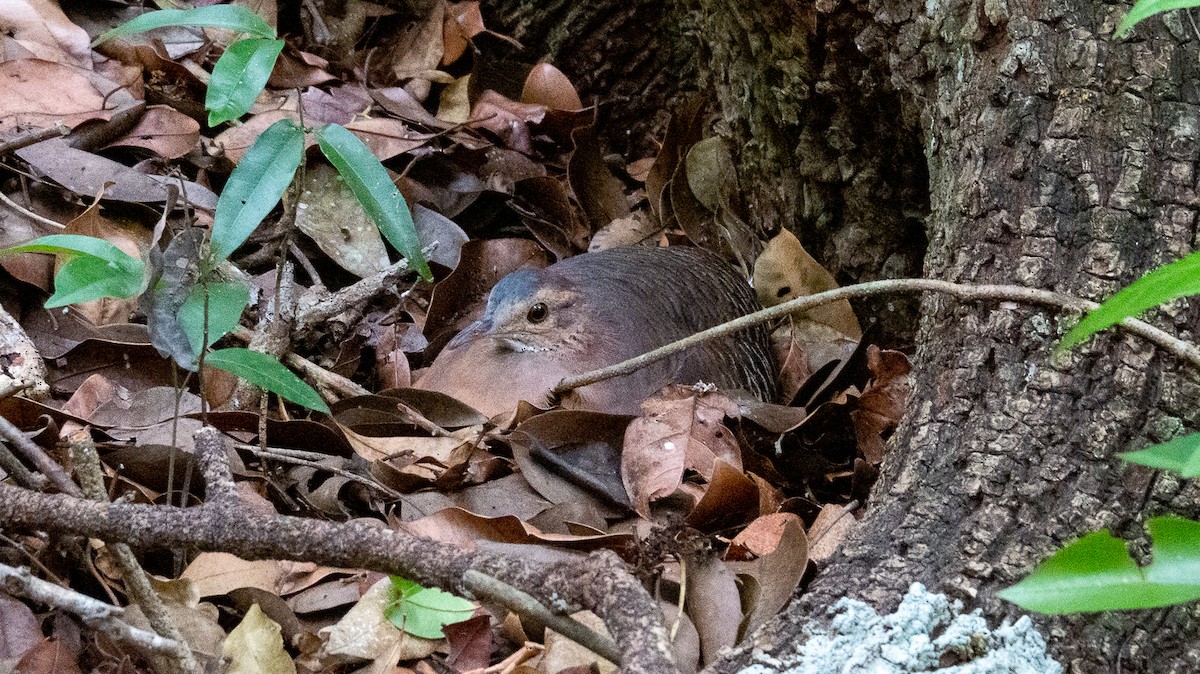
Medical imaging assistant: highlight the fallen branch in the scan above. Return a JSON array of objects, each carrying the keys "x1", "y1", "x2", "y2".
[{"x1": 0, "y1": 426, "x2": 678, "y2": 673}]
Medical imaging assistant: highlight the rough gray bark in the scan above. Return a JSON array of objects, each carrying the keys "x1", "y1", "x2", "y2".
[
  {"x1": 486, "y1": 0, "x2": 1200, "y2": 671},
  {"x1": 782, "y1": 0, "x2": 1200, "y2": 669}
]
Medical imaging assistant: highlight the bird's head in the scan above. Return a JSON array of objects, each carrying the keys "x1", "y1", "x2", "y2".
[{"x1": 446, "y1": 269, "x2": 584, "y2": 354}]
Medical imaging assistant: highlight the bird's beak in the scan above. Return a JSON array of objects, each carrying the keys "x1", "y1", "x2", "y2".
[{"x1": 446, "y1": 318, "x2": 494, "y2": 349}]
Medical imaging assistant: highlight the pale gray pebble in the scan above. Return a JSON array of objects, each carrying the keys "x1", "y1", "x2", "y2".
[{"x1": 740, "y1": 583, "x2": 1062, "y2": 674}]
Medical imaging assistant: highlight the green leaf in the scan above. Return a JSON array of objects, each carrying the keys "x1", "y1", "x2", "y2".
[
  {"x1": 207, "y1": 38, "x2": 284, "y2": 126},
  {"x1": 1, "y1": 235, "x2": 146, "y2": 307},
  {"x1": 1122, "y1": 433, "x2": 1200, "y2": 477},
  {"x1": 1116, "y1": 0, "x2": 1200, "y2": 38},
  {"x1": 210, "y1": 118, "x2": 304, "y2": 262},
  {"x1": 315, "y1": 124, "x2": 432, "y2": 280},
  {"x1": 385, "y1": 577, "x2": 476, "y2": 639},
  {"x1": 180, "y1": 281, "x2": 251, "y2": 354},
  {"x1": 91, "y1": 6, "x2": 276, "y2": 46},
  {"x1": 1060, "y1": 249, "x2": 1200, "y2": 350},
  {"x1": 204, "y1": 348, "x2": 329, "y2": 413},
  {"x1": 47, "y1": 255, "x2": 145, "y2": 307},
  {"x1": 1, "y1": 234, "x2": 142, "y2": 270},
  {"x1": 999, "y1": 516, "x2": 1200, "y2": 613}
]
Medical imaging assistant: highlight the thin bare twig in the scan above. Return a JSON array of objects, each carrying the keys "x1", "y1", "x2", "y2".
[
  {"x1": 0, "y1": 562, "x2": 191, "y2": 659},
  {"x1": 554, "y1": 278, "x2": 1200, "y2": 395},
  {"x1": 0, "y1": 190, "x2": 66, "y2": 230},
  {"x1": 0, "y1": 124, "x2": 69, "y2": 155},
  {"x1": 233, "y1": 442, "x2": 404, "y2": 500},
  {"x1": 0, "y1": 415, "x2": 81, "y2": 496},
  {"x1": 463, "y1": 570, "x2": 621, "y2": 665}
]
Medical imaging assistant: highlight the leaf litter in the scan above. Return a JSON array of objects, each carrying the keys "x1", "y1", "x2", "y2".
[{"x1": 0, "y1": 1, "x2": 911, "y2": 672}]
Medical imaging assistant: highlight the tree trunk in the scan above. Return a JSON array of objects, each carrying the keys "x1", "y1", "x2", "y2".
[{"x1": 487, "y1": 0, "x2": 1200, "y2": 671}]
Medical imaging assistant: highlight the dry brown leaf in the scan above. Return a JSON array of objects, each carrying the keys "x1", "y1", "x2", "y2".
[
  {"x1": 589, "y1": 212, "x2": 663, "y2": 251},
  {"x1": 0, "y1": 593, "x2": 41, "y2": 660},
  {"x1": 15, "y1": 636, "x2": 85, "y2": 674},
  {"x1": 296, "y1": 163, "x2": 390, "y2": 278},
  {"x1": 385, "y1": 1, "x2": 446, "y2": 101},
  {"x1": 466, "y1": 89, "x2": 546, "y2": 152},
  {"x1": 400, "y1": 508, "x2": 534, "y2": 547},
  {"x1": 521, "y1": 63, "x2": 583, "y2": 111},
  {"x1": 18, "y1": 137, "x2": 216, "y2": 208},
  {"x1": 437, "y1": 74, "x2": 472, "y2": 124},
  {"x1": 753, "y1": 229, "x2": 862, "y2": 338},
  {"x1": 60, "y1": 374, "x2": 120, "y2": 422},
  {"x1": 376, "y1": 328, "x2": 414, "y2": 390},
  {"x1": 509, "y1": 410, "x2": 632, "y2": 517},
  {"x1": 287, "y1": 576, "x2": 365, "y2": 615},
  {"x1": 223, "y1": 604, "x2": 294, "y2": 674},
  {"x1": 442, "y1": 2, "x2": 484, "y2": 65},
  {"x1": 725, "y1": 514, "x2": 808, "y2": 636},
  {"x1": 682, "y1": 550, "x2": 740, "y2": 665},
  {"x1": 2, "y1": 51, "x2": 102, "y2": 129},
  {"x1": 685, "y1": 459, "x2": 759, "y2": 531},
  {"x1": 807, "y1": 503, "x2": 857, "y2": 562},
  {"x1": 511, "y1": 176, "x2": 589, "y2": 259},
  {"x1": 341, "y1": 424, "x2": 467, "y2": 465},
  {"x1": 450, "y1": 473, "x2": 552, "y2": 521},
  {"x1": 0, "y1": 0, "x2": 91, "y2": 68},
  {"x1": 851, "y1": 346, "x2": 912, "y2": 464},
  {"x1": 268, "y1": 45, "x2": 336, "y2": 89},
  {"x1": 542, "y1": 611, "x2": 616, "y2": 673},
  {"x1": 568, "y1": 124, "x2": 630, "y2": 230},
  {"x1": 105, "y1": 105, "x2": 200, "y2": 159},
  {"x1": 210, "y1": 109, "x2": 303, "y2": 163},
  {"x1": 125, "y1": 598, "x2": 225, "y2": 665},
  {"x1": 444, "y1": 614, "x2": 493, "y2": 671},
  {"x1": 645, "y1": 97, "x2": 704, "y2": 227},
  {"x1": 181, "y1": 552, "x2": 344, "y2": 598},
  {"x1": 89, "y1": 386, "x2": 201, "y2": 428},
  {"x1": 623, "y1": 390, "x2": 742, "y2": 517},
  {"x1": 770, "y1": 318, "x2": 861, "y2": 403},
  {"x1": 343, "y1": 117, "x2": 435, "y2": 161},
  {"x1": 371, "y1": 86, "x2": 452, "y2": 129}
]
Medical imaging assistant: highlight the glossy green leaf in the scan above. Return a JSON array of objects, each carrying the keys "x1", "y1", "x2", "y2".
[
  {"x1": 47, "y1": 255, "x2": 145, "y2": 307},
  {"x1": 210, "y1": 118, "x2": 304, "y2": 262},
  {"x1": 315, "y1": 124, "x2": 431, "y2": 280},
  {"x1": 207, "y1": 37, "x2": 284, "y2": 126},
  {"x1": 1061, "y1": 249, "x2": 1200, "y2": 350},
  {"x1": 180, "y1": 281, "x2": 251, "y2": 354},
  {"x1": 204, "y1": 348, "x2": 329, "y2": 413},
  {"x1": 385, "y1": 577, "x2": 476, "y2": 639},
  {"x1": 1122, "y1": 433, "x2": 1200, "y2": 477},
  {"x1": 91, "y1": 5, "x2": 275, "y2": 46},
  {"x1": 1, "y1": 234, "x2": 146, "y2": 307},
  {"x1": 1117, "y1": 0, "x2": 1200, "y2": 38},
  {"x1": 1, "y1": 234, "x2": 142, "y2": 269},
  {"x1": 999, "y1": 516, "x2": 1200, "y2": 613}
]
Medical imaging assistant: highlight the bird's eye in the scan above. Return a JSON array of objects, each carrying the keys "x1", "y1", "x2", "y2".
[{"x1": 527, "y1": 302, "x2": 548, "y2": 323}]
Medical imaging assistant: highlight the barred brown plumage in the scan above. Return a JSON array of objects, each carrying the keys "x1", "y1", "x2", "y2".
[{"x1": 416, "y1": 245, "x2": 777, "y2": 416}]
